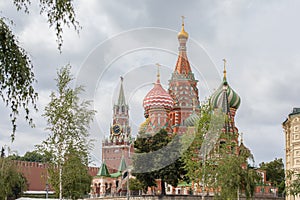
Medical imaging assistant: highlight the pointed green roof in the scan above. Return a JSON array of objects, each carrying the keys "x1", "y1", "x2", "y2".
[
  {"x1": 118, "y1": 156, "x2": 127, "y2": 172},
  {"x1": 110, "y1": 171, "x2": 122, "y2": 178},
  {"x1": 96, "y1": 161, "x2": 110, "y2": 177},
  {"x1": 117, "y1": 76, "x2": 126, "y2": 106},
  {"x1": 177, "y1": 181, "x2": 192, "y2": 187}
]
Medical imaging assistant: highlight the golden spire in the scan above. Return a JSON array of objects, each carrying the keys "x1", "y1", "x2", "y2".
[
  {"x1": 222, "y1": 58, "x2": 227, "y2": 80},
  {"x1": 178, "y1": 16, "x2": 189, "y2": 39},
  {"x1": 156, "y1": 63, "x2": 161, "y2": 83}
]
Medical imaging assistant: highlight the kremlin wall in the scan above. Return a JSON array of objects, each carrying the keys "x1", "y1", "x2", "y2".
[{"x1": 14, "y1": 160, "x2": 99, "y2": 193}]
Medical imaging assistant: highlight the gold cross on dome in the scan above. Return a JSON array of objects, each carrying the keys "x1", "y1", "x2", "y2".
[
  {"x1": 223, "y1": 58, "x2": 227, "y2": 70},
  {"x1": 181, "y1": 16, "x2": 185, "y2": 25},
  {"x1": 222, "y1": 58, "x2": 227, "y2": 78},
  {"x1": 155, "y1": 63, "x2": 161, "y2": 80}
]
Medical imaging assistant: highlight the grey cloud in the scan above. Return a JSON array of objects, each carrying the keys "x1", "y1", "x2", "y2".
[{"x1": 1, "y1": 1, "x2": 299, "y2": 166}]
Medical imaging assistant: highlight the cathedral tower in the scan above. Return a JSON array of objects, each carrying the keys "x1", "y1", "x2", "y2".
[
  {"x1": 168, "y1": 18, "x2": 200, "y2": 134},
  {"x1": 102, "y1": 77, "x2": 132, "y2": 172},
  {"x1": 142, "y1": 64, "x2": 174, "y2": 134},
  {"x1": 210, "y1": 59, "x2": 241, "y2": 153}
]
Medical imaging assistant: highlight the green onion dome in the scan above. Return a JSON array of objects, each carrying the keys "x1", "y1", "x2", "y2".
[{"x1": 210, "y1": 71, "x2": 241, "y2": 110}]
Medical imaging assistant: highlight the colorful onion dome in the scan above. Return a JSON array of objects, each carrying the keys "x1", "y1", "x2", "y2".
[
  {"x1": 210, "y1": 60, "x2": 241, "y2": 110},
  {"x1": 178, "y1": 17, "x2": 189, "y2": 39},
  {"x1": 184, "y1": 113, "x2": 200, "y2": 127},
  {"x1": 143, "y1": 65, "x2": 174, "y2": 112}
]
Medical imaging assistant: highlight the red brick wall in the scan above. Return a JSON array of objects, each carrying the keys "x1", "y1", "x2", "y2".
[{"x1": 15, "y1": 160, "x2": 99, "y2": 191}]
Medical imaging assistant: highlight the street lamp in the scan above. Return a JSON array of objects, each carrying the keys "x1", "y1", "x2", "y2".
[
  {"x1": 45, "y1": 182, "x2": 49, "y2": 199},
  {"x1": 126, "y1": 142, "x2": 131, "y2": 200},
  {"x1": 201, "y1": 150, "x2": 206, "y2": 200}
]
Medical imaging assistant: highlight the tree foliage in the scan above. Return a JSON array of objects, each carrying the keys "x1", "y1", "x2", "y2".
[
  {"x1": 133, "y1": 129, "x2": 187, "y2": 196},
  {"x1": 129, "y1": 178, "x2": 144, "y2": 191},
  {"x1": 0, "y1": 18, "x2": 37, "y2": 141},
  {"x1": 0, "y1": 157, "x2": 27, "y2": 200},
  {"x1": 212, "y1": 155, "x2": 260, "y2": 200},
  {"x1": 182, "y1": 103, "x2": 211, "y2": 184},
  {"x1": 0, "y1": 0, "x2": 80, "y2": 140},
  {"x1": 286, "y1": 170, "x2": 300, "y2": 197},
  {"x1": 11, "y1": 0, "x2": 80, "y2": 50},
  {"x1": 182, "y1": 103, "x2": 260, "y2": 199},
  {"x1": 49, "y1": 149, "x2": 92, "y2": 200},
  {"x1": 259, "y1": 158, "x2": 285, "y2": 195},
  {"x1": 37, "y1": 65, "x2": 95, "y2": 199},
  {"x1": 7, "y1": 150, "x2": 51, "y2": 163}
]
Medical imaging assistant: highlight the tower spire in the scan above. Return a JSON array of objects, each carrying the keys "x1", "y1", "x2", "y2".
[
  {"x1": 223, "y1": 58, "x2": 227, "y2": 80},
  {"x1": 156, "y1": 63, "x2": 161, "y2": 84},
  {"x1": 175, "y1": 17, "x2": 191, "y2": 75},
  {"x1": 117, "y1": 76, "x2": 126, "y2": 106}
]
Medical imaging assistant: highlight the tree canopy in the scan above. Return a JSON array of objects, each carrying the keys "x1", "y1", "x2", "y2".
[
  {"x1": 133, "y1": 129, "x2": 187, "y2": 196},
  {"x1": 259, "y1": 158, "x2": 285, "y2": 195},
  {"x1": 0, "y1": 0, "x2": 80, "y2": 140},
  {"x1": 7, "y1": 150, "x2": 51, "y2": 163},
  {"x1": 37, "y1": 65, "x2": 95, "y2": 199},
  {"x1": 0, "y1": 157, "x2": 27, "y2": 200},
  {"x1": 49, "y1": 149, "x2": 92, "y2": 200},
  {"x1": 182, "y1": 103, "x2": 260, "y2": 199},
  {"x1": 0, "y1": 18, "x2": 37, "y2": 141}
]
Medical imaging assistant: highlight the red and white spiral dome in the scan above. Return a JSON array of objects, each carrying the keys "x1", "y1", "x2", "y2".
[{"x1": 143, "y1": 80, "x2": 174, "y2": 114}]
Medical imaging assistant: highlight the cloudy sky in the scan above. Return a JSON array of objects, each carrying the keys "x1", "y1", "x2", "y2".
[{"x1": 0, "y1": 0, "x2": 299, "y2": 166}]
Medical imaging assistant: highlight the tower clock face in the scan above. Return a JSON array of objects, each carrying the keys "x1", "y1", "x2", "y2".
[{"x1": 112, "y1": 124, "x2": 122, "y2": 135}]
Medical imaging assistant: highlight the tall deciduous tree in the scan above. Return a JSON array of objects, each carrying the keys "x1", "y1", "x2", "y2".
[
  {"x1": 133, "y1": 129, "x2": 187, "y2": 196},
  {"x1": 0, "y1": 18, "x2": 37, "y2": 141},
  {"x1": 0, "y1": 157, "x2": 27, "y2": 200},
  {"x1": 59, "y1": 149, "x2": 92, "y2": 200},
  {"x1": 183, "y1": 103, "x2": 260, "y2": 199},
  {"x1": 259, "y1": 158, "x2": 285, "y2": 195},
  {"x1": 37, "y1": 65, "x2": 95, "y2": 199}
]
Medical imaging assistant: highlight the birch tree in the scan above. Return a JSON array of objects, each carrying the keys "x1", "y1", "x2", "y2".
[{"x1": 38, "y1": 65, "x2": 95, "y2": 199}]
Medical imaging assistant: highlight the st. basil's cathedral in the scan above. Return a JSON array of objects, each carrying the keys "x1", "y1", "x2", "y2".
[{"x1": 91, "y1": 20, "x2": 245, "y2": 196}]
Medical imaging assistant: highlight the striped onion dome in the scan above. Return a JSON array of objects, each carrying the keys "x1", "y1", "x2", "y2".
[
  {"x1": 210, "y1": 76, "x2": 241, "y2": 110},
  {"x1": 184, "y1": 113, "x2": 200, "y2": 127},
  {"x1": 143, "y1": 74, "x2": 173, "y2": 113}
]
